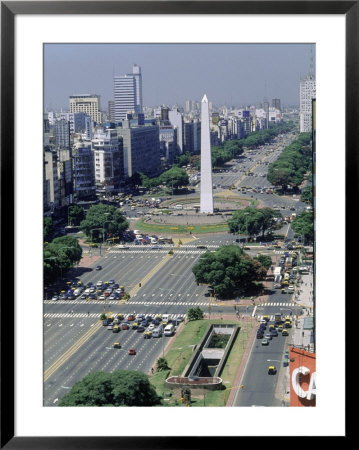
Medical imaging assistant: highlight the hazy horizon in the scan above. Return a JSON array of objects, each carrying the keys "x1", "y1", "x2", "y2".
[{"x1": 44, "y1": 43, "x2": 315, "y2": 111}]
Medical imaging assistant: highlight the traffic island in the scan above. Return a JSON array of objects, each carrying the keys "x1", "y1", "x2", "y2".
[{"x1": 150, "y1": 318, "x2": 254, "y2": 406}]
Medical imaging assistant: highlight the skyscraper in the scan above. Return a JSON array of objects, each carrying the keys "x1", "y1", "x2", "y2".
[
  {"x1": 132, "y1": 64, "x2": 143, "y2": 114},
  {"x1": 200, "y1": 94, "x2": 214, "y2": 214},
  {"x1": 69, "y1": 94, "x2": 102, "y2": 124},
  {"x1": 300, "y1": 75, "x2": 316, "y2": 132},
  {"x1": 113, "y1": 64, "x2": 143, "y2": 121}
]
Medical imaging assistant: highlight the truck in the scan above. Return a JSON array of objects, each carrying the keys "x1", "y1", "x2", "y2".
[{"x1": 273, "y1": 266, "x2": 282, "y2": 286}]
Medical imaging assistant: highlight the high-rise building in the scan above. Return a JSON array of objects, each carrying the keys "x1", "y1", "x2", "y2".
[
  {"x1": 300, "y1": 75, "x2": 316, "y2": 132},
  {"x1": 69, "y1": 94, "x2": 102, "y2": 124},
  {"x1": 73, "y1": 143, "x2": 96, "y2": 200},
  {"x1": 113, "y1": 64, "x2": 143, "y2": 121},
  {"x1": 168, "y1": 108, "x2": 184, "y2": 154},
  {"x1": 92, "y1": 129, "x2": 124, "y2": 192},
  {"x1": 132, "y1": 64, "x2": 143, "y2": 114},
  {"x1": 272, "y1": 98, "x2": 281, "y2": 110},
  {"x1": 200, "y1": 94, "x2": 213, "y2": 214},
  {"x1": 54, "y1": 118, "x2": 70, "y2": 148},
  {"x1": 117, "y1": 121, "x2": 160, "y2": 179},
  {"x1": 108, "y1": 100, "x2": 115, "y2": 122}
]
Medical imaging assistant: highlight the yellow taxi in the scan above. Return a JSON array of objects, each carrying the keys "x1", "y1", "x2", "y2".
[
  {"x1": 113, "y1": 342, "x2": 121, "y2": 349},
  {"x1": 268, "y1": 366, "x2": 277, "y2": 375}
]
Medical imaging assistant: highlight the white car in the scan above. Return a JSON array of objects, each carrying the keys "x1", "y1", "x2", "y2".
[
  {"x1": 288, "y1": 285, "x2": 295, "y2": 291},
  {"x1": 96, "y1": 281, "x2": 103, "y2": 287},
  {"x1": 117, "y1": 245, "x2": 129, "y2": 249},
  {"x1": 99, "y1": 294, "x2": 105, "y2": 300},
  {"x1": 148, "y1": 323, "x2": 156, "y2": 331}
]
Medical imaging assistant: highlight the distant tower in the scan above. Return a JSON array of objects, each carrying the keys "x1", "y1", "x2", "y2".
[{"x1": 200, "y1": 94, "x2": 214, "y2": 214}]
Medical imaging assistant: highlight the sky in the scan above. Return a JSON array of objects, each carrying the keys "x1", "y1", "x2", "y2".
[{"x1": 44, "y1": 43, "x2": 315, "y2": 111}]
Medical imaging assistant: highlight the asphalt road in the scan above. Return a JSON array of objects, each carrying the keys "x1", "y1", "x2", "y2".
[{"x1": 43, "y1": 130, "x2": 310, "y2": 406}]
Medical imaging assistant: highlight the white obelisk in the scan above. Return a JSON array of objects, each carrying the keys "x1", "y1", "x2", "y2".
[{"x1": 200, "y1": 94, "x2": 214, "y2": 213}]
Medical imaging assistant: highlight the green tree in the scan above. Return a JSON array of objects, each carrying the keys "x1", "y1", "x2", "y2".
[
  {"x1": 301, "y1": 185, "x2": 313, "y2": 205},
  {"x1": 192, "y1": 245, "x2": 266, "y2": 297},
  {"x1": 59, "y1": 370, "x2": 161, "y2": 406},
  {"x1": 44, "y1": 216, "x2": 53, "y2": 241},
  {"x1": 44, "y1": 236, "x2": 82, "y2": 285},
  {"x1": 291, "y1": 211, "x2": 314, "y2": 244},
  {"x1": 68, "y1": 204, "x2": 85, "y2": 226},
  {"x1": 253, "y1": 254, "x2": 273, "y2": 271},
  {"x1": 187, "y1": 307, "x2": 204, "y2": 321},
  {"x1": 80, "y1": 204, "x2": 129, "y2": 243},
  {"x1": 159, "y1": 167, "x2": 189, "y2": 191},
  {"x1": 227, "y1": 207, "x2": 279, "y2": 239},
  {"x1": 156, "y1": 357, "x2": 170, "y2": 372}
]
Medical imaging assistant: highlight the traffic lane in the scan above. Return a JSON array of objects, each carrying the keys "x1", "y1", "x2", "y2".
[
  {"x1": 234, "y1": 334, "x2": 286, "y2": 406},
  {"x1": 130, "y1": 253, "x2": 207, "y2": 305},
  {"x1": 44, "y1": 316, "x2": 99, "y2": 371},
  {"x1": 43, "y1": 320, "x2": 170, "y2": 406}
]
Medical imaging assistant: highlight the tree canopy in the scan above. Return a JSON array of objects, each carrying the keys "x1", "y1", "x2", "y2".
[
  {"x1": 44, "y1": 235, "x2": 82, "y2": 285},
  {"x1": 44, "y1": 217, "x2": 53, "y2": 241},
  {"x1": 68, "y1": 204, "x2": 85, "y2": 226},
  {"x1": 267, "y1": 132, "x2": 312, "y2": 190},
  {"x1": 291, "y1": 211, "x2": 314, "y2": 244},
  {"x1": 192, "y1": 245, "x2": 267, "y2": 297},
  {"x1": 59, "y1": 370, "x2": 161, "y2": 406},
  {"x1": 187, "y1": 307, "x2": 204, "y2": 321},
  {"x1": 301, "y1": 185, "x2": 313, "y2": 205},
  {"x1": 227, "y1": 207, "x2": 281, "y2": 239},
  {"x1": 80, "y1": 204, "x2": 129, "y2": 243}
]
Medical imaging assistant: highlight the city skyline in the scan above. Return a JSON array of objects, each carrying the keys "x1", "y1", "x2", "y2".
[{"x1": 44, "y1": 43, "x2": 315, "y2": 111}]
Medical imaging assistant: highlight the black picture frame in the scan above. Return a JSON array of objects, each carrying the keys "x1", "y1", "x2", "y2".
[{"x1": 1, "y1": 1, "x2": 352, "y2": 447}]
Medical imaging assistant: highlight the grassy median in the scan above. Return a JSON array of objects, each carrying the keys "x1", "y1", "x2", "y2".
[{"x1": 150, "y1": 318, "x2": 254, "y2": 407}]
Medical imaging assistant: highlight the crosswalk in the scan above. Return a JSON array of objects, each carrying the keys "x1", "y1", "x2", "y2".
[
  {"x1": 44, "y1": 312, "x2": 187, "y2": 320},
  {"x1": 108, "y1": 249, "x2": 207, "y2": 254},
  {"x1": 257, "y1": 302, "x2": 295, "y2": 307}
]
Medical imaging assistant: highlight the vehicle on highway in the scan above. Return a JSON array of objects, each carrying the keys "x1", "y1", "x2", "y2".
[
  {"x1": 268, "y1": 366, "x2": 277, "y2": 375},
  {"x1": 257, "y1": 332, "x2": 264, "y2": 339},
  {"x1": 151, "y1": 245, "x2": 163, "y2": 249},
  {"x1": 121, "y1": 323, "x2": 129, "y2": 330},
  {"x1": 197, "y1": 245, "x2": 208, "y2": 249},
  {"x1": 164, "y1": 324, "x2": 175, "y2": 336},
  {"x1": 113, "y1": 342, "x2": 121, "y2": 349},
  {"x1": 89, "y1": 294, "x2": 97, "y2": 300},
  {"x1": 109, "y1": 294, "x2": 117, "y2": 300},
  {"x1": 95, "y1": 265, "x2": 102, "y2": 270},
  {"x1": 96, "y1": 280, "x2": 103, "y2": 286},
  {"x1": 282, "y1": 329, "x2": 289, "y2": 336},
  {"x1": 261, "y1": 339, "x2": 269, "y2": 346},
  {"x1": 148, "y1": 323, "x2": 156, "y2": 331},
  {"x1": 132, "y1": 322, "x2": 139, "y2": 329},
  {"x1": 137, "y1": 326, "x2": 145, "y2": 333},
  {"x1": 117, "y1": 245, "x2": 129, "y2": 249},
  {"x1": 141, "y1": 320, "x2": 149, "y2": 327},
  {"x1": 128, "y1": 348, "x2": 136, "y2": 355},
  {"x1": 52, "y1": 295, "x2": 59, "y2": 301},
  {"x1": 270, "y1": 329, "x2": 278, "y2": 337},
  {"x1": 102, "y1": 319, "x2": 111, "y2": 326},
  {"x1": 128, "y1": 314, "x2": 136, "y2": 321},
  {"x1": 152, "y1": 327, "x2": 163, "y2": 338},
  {"x1": 264, "y1": 333, "x2": 273, "y2": 340},
  {"x1": 112, "y1": 325, "x2": 120, "y2": 333},
  {"x1": 116, "y1": 314, "x2": 124, "y2": 321},
  {"x1": 144, "y1": 331, "x2": 152, "y2": 339}
]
